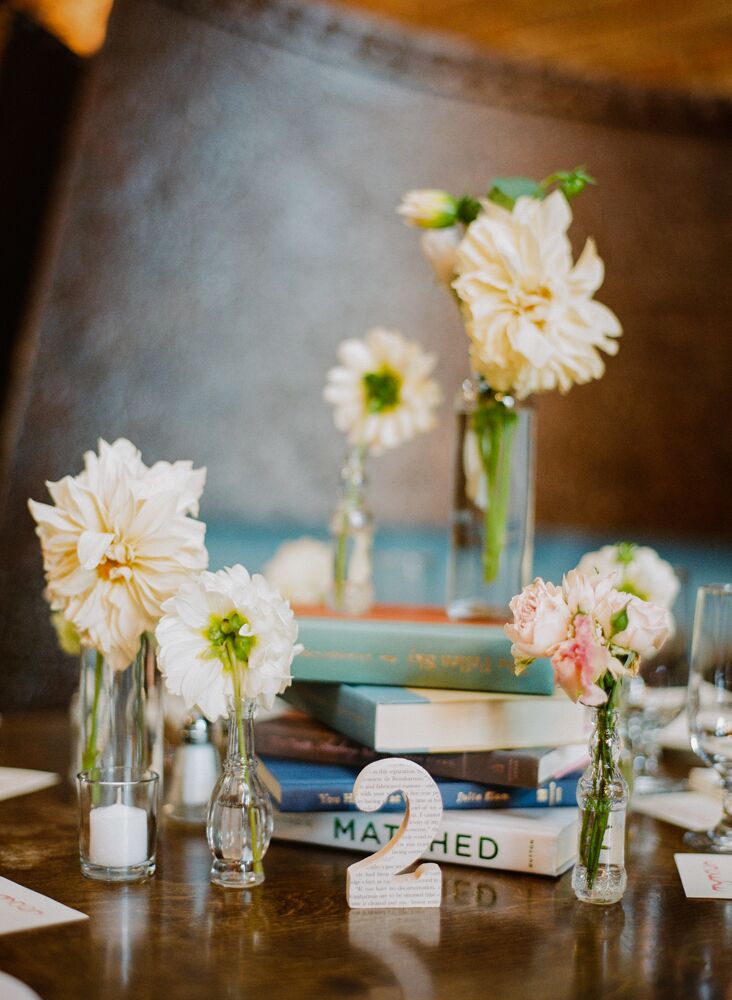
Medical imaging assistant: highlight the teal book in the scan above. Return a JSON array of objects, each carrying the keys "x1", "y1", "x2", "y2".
[
  {"x1": 282, "y1": 683, "x2": 588, "y2": 754},
  {"x1": 292, "y1": 607, "x2": 553, "y2": 695}
]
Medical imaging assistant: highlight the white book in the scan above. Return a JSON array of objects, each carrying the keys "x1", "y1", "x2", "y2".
[{"x1": 274, "y1": 806, "x2": 578, "y2": 877}]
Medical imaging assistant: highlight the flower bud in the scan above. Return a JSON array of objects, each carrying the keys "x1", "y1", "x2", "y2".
[{"x1": 397, "y1": 189, "x2": 458, "y2": 228}]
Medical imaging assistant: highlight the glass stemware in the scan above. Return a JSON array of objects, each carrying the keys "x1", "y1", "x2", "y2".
[{"x1": 684, "y1": 584, "x2": 732, "y2": 852}]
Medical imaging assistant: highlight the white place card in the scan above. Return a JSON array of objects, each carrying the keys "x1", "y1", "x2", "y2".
[
  {"x1": 0, "y1": 878, "x2": 88, "y2": 936},
  {"x1": 675, "y1": 854, "x2": 732, "y2": 899},
  {"x1": 0, "y1": 972, "x2": 42, "y2": 1000},
  {"x1": 0, "y1": 768, "x2": 60, "y2": 802}
]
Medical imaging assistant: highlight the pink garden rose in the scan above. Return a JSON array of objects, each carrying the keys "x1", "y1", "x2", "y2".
[
  {"x1": 505, "y1": 578, "x2": 571, "y2": 667},
  {"x1": 551, "y1": 614, "x2": 611, "y2": 705},
  {"x1": 611, "y1": 595, "x2": 671, "y2": 657}
]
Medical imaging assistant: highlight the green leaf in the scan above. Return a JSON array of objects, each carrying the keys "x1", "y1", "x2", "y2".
[
  {"x1": 486, "y1": 177, "x2": 541, "y2": 211},
  {"x1": 456, "y1": 195, "x2": 481, "y2": 224},
  {"x1": 610, "y1": 607, "x2": 629, "y2": 636},
  {"x1": 539, "y1": 166, "x2": 597, "y2": 201}
]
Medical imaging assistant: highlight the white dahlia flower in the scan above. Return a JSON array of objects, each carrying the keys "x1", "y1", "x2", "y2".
[
  {"x1": 323, "y1": 327, "x2": 442, "y2": 456},
  {"x1": 155, "y1": 566, "x2": 303, "y2": 719},
  {"x1": 29, "y1": 438, "x2": 208, "y2": 670},
  {"x1": 82, "y1": 437, "x2": 206, "y2": 516},
  {"x1": 453, "y1": 190, "x2": 622, "y2": 399}
]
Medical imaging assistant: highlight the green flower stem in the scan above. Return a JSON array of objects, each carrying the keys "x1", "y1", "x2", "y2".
[
  {"x1": 81, "y1": 650, "x2": 104, "y2": 772},
  {"x1": 332, "y1": 445, "x2": 367, "y2": 609},
  {"x1": 579, "y1": 679, "x2": 620, "y2": 889},
  {"x1": 334, "y1": 527, "x2": 348, "y2": 607},
  {"x1": 473, "y1": 397, "x2": 518, "y2": 584},
  {"x1": 229, "y1": 654, "x2": 263, "y2": 878}
]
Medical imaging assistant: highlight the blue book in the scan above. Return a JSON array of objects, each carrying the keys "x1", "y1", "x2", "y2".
[
  {"x1": 282, "y1": 683, "x2": 588, "y2": 753},
  {"x1": 259, "y1": 755, "x2": 579, "y2": 812},
  {"x1": 294, "y1": 608, "x2": 553, "y2": 695}
]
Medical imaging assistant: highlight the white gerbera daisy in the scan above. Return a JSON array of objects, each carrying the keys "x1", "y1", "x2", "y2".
[
  {"x1": 453, "y1": 190, "x2": 622, "y2": 399},
  {"x1": 29, "y1": 439, "x2": 208, "y2": 670},
  {"x1": 323, "y1": 327, "x2": 442, "y2": 456},
  {"x1": 155, "y1": 565, "x2": 303, "y2": 719}
]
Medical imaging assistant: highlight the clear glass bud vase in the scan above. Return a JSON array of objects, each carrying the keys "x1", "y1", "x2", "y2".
[
  {"x1": 75, "y1": 636, "x2": 163, "y2": 782},
  {"x1": 207, "y1": 697, "x2": 273, "y2": 888},
  {"x1": 572, "y1": 706, "x2": 628, "y2": 905},
  {"x1": 328, "y1": 446, "x2": 375, "y2": 615},
  {"x1": 446, "y1": 377, "x2": 535, "y2": 620}
]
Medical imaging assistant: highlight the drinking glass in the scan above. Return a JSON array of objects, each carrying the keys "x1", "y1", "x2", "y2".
[
  {"x1": 622, "y1": 568, "x2": 689, "y2": 793},
  {"x1": 684, "y1": 584, "x2": 732, "y2": 852}
]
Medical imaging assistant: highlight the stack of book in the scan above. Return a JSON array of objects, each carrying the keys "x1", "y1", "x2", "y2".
[{"x1": 259, "y1": 606, "x2": 588, "y2": 877}]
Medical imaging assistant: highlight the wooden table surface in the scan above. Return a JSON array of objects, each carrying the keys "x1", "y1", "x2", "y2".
[{"x1": 1, "y1": 712, "x2": 731, "y2": 1000}]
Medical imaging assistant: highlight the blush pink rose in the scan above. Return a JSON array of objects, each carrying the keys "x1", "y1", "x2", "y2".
[
  {"x1": 612, "y1": 595, "x2": 671, "y2": 657},
  {"x1": 550, "y1": 614, "x2": 610, "y2": 705},
  {"x1": 504, "y1": 578, "x2": 571, "y2": 666}
]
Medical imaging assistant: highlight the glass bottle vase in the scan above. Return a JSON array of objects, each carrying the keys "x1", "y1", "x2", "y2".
[
  {"x1": 328, "y1": 445, "x2": 375, "y2": 615},
  {"x1": 572, "y1": 706, "x2": 628, "y2": 905},
  {"x1": 207, "y1": 697, "x2": 273, "y2": 888},
  {"x1": 75, "y1": 635, "x2": 163, "y2": 782},
  {"x1": 446, "y1": 377, "x2": 535, "y2": 620}
]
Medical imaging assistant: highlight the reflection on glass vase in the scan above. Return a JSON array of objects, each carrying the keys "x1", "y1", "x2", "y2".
[
  {"x1": 207, "y1": 697, "x2": 273, "y2": 888},
  {"x1": 328, "y1": 446, "x2": 375, "y2": 615},
  {"x1": 74, "y1": 635, "x2": 163, "y2": 784},
  {"x1": 446, "y1": 377, "x2": 535, "y2": 620},
  {"x1": 572, "y1": 706, "x2": 628, "y2": 905}
]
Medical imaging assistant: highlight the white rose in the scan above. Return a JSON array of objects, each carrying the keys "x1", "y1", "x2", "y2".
[
  {"x1": 611, "y1": 595, "x2": 671, "y2": 657},
  {"x1": 263, "y1": 537, "x2": 332, "y2": 606},
  {"x1": 397, "y1": 190, "x2": 458, "y2": 228},
  {"x1": 577, "y1": 543, "x2": 679, "y2": 609},
  {"x1": 419, "y1": 227, "x2": 462, "y2": 288},
  {"x1": 630, "y1": 547, "x2": 680, "y2": 609},
  {"x1": 594, "y1": 586, "x2": 633, "y2": 642},
  {"x1": 505, "y1": 578, "x2": 571, "y2": 665},
  {"x1": 562, "y1": 568, "x2": 618, "y2": 617}
]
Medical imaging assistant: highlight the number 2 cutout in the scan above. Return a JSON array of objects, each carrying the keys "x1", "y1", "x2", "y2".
[{"x1": 346, "y1": 758, "x2": 443, "y2": 908}]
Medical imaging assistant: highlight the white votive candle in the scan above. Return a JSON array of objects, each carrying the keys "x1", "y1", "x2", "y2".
[{"x1": 89, "y1": 792, "x2": 148, "y2": 868}]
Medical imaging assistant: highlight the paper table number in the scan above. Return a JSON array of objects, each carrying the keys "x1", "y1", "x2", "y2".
[{"x1": 346, "y1": 758, "x2": 443, "y2": 908}]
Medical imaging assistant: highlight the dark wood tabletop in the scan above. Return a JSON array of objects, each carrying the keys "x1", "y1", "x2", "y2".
[{"x1": 0, "y1": 711, "x2": 730, "y2": 1000}]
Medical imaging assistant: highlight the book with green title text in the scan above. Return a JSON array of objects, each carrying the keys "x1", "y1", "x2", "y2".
[{"x1": 274, "y1": 806, "x2": 578, "y2": 876}]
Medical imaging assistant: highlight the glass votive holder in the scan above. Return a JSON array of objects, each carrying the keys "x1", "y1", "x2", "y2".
[{"x1": 77, "y1": 768, "x2": 158, "y2": 883}]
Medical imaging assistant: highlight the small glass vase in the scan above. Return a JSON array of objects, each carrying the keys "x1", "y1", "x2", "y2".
[
  {"x1": 207, "y1": 697, "x2": 273, "y2": 888},
  {"x1": 446, "y1": 377, "x2": 535, "y2": 620},
  {"x1": 572, "y1": 706, "x2": 628, "y2": 905},
  {"x1": 75, "y1": 636, "x2": 163, "y2": 783},
  {"x1": 328, "y1": 446, "x2": 374, "y2": 615}
]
